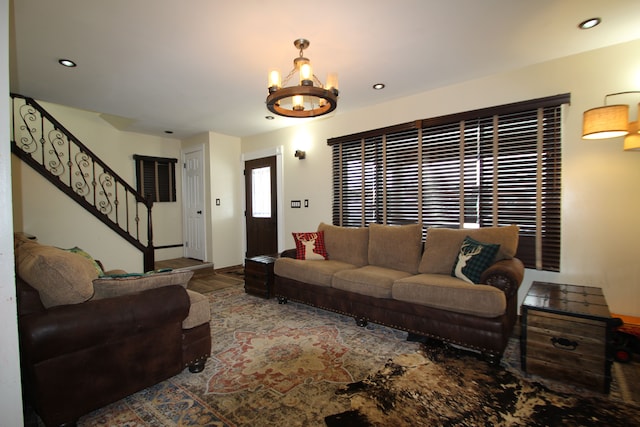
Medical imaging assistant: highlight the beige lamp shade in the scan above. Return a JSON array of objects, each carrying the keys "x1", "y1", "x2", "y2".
[
  {"x1": 582, "y1": 104, "x2": 629, "y2": 139},
  {"x1": 624, "y1": 121, "x2": 640, "y2": 151}
]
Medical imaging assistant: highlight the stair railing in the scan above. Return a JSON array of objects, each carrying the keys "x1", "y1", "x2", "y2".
[{"x1": 10, "y1": 94, "x2": 155, "y2": 271}]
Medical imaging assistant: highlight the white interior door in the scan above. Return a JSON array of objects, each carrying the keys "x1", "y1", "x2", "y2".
[{"x1": 183, "y1": 147, "x2": 206, "y2": 260}]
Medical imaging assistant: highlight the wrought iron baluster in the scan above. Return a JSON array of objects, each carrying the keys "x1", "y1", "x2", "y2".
[
  {"x1": 73, "y1": 151, "x2": 92, "y2": 197},
  {"x1": 45, "y1": 128, "x2": 66, "y2": 177},
  {"x1": 16, "y1": 103, "x2": 39, "y2": 155},
  {"x1": 125, "y1": 189, "x2": 130, "y2": 233},
  {"x1": 97, "y1": 171, "x2": 114, "y2": 215}
]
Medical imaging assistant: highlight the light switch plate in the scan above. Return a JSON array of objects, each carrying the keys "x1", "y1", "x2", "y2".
[{"x1": 291, "y1": 200, "x2": 301, "y2": 208}]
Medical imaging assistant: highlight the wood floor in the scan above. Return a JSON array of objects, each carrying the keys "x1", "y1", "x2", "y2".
[{"x1": 155, "y1": 258, "x2": 244, "y2": 294}]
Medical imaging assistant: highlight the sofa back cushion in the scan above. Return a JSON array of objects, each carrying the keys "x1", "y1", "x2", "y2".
[
  {"x1": 419, "y1": 225, "x2": 519, "y2": 275},
  {"x1": 318, "y1": 222, "x2": 369, "y2": 267},
  {"x1": 368, "y1": 223, "x2": 423, "y2": 274},
  {"x1": 16, "y1": 241, "x2": 98, "y2": 308}
]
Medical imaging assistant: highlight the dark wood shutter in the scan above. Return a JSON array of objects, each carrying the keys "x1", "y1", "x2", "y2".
[
  {"x1": 134, "y1": 155, "x2": 177, "y2": 203},
  {"x1": 329, "y1": 94, "x2": 569, "y2": 272}
]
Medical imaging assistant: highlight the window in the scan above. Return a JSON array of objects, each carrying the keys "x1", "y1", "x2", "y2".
[
  {"x1": 251, "y1": 166, "x2": 272, "y2": 218},
  {"x1": 329, "y1": 94, "x2": 569, "y2": 272},
  {"x1": 134, "y1": 155, "x2": 177, "y2": 202}
]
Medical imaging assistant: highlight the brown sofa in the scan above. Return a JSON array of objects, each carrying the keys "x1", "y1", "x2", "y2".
[
  {"x1": 14, "y1": 235, "x2": 211, "y2": 427},
  {"x1": 274, "y1": 223, "x2": 524, "y2": 363}
]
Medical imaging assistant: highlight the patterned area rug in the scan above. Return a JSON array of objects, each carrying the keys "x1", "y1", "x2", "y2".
[
  {"x1": 74, "y1": 285, "x2": 640, "y2": 427},
  {"x1": 78, "y1": 285, "x2": 420, "y2": 426}
]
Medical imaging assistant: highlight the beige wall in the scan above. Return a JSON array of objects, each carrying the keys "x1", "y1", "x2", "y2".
[
  {"x1": 182, "y1": 132, "x2": 243, "y2": 268},
  {"x1": 242, "y1": 39, "x2": 640, "y2": 317},
  {"x1": 1, "y1": 0, "x2": 24, "y2": 423},
  {"x1": 208, "y1": 132, "x2": 243, "y2": 268},
  {"x1": 12, "y1": 101, "x2": 185, "y2": 272}
]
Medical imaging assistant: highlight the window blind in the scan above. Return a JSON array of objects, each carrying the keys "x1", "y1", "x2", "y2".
[
  {"x1": 134, "y1": 155, "x2": 177, "y2": 203},
  {"x1": 329, "y1": 94, "x2": 569, "y2": 271}
]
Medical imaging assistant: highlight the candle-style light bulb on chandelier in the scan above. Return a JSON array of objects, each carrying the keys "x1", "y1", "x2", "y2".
[{"x1": 266, "y1": 38, "x2": 339, "y2": 118}]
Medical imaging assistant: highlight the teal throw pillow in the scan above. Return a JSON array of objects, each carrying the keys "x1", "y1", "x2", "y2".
[{"x1": 451, "y1": 236, "x2": 500, "y2": 284}]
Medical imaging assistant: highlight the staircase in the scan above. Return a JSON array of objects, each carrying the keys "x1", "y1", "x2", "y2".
[{"x1": 10, "y1": 94, "x2": 155, "y2": 271}]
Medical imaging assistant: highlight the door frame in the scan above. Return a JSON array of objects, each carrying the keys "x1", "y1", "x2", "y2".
[
  {"x1": 181, "y1": 144, "x2": 207, "y2": 261},
  {"x1": 241, "y1": 146, "x2": 284, "y2": 258}
]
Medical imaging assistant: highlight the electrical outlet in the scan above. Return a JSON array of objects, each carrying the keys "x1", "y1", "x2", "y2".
[{"x1": 291, "y1": 200, "x2": 301, "y2": 208}]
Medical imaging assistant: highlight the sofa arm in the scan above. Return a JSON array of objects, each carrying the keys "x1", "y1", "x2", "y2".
[
  {"x1": 281, "y1": 248, "x2": 296, "y2": 259},
  {"x1": 19, "y1": 285, "x2": 190, "y2": 364},
  {"x1": 480, "y1": 257, "x2": 525, "y2": 299}
]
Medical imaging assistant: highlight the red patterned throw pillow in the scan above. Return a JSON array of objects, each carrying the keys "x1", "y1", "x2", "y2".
[{"x1": 292, "y1": 231, "x2": 329, "y2": 260}]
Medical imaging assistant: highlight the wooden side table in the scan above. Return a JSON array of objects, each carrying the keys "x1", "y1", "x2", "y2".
[
  {"x1": 244, "y1": 254, "x2": 279, "y2": 299},
  {"x1": 521, "y1": 281, "x2": 612, "y2": 393}
]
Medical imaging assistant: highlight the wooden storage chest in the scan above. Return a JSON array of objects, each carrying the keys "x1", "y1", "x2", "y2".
[
  {"x1": 244, "y1": 254, "x2": 278, "y2": 299},
  {"x1": 521, "y1": 281, "x2": 612, "y2": 393}
]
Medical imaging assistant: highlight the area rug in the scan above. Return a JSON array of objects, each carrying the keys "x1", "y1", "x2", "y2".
[
  {"x1": 74, "y1": 285, "x2": 640, "y2": 427},
  {"x1": 77, "y1": 285, "x2": 420, "y2": 426},
  {"x1": 325, "y1": 341, "x2": 640, "y2": 427}
]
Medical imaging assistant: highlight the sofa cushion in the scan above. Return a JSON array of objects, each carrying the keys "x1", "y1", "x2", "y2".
[
  {"x1": 452, "y1": 236, "x2": 501, "y2": 284},
  {"x1": 16, "y1": 241, "x2": 98, "y2": 308},
  {"x1": 392, "y1": 274, "x2": 507, "y2": 318},
  {"x1": 292, "y1": 231, "x2": 328, "y2": 260},
  {"x1": 92, "y1": 269, "x2": 193, "y2": 300},
  {"x1": 419, "y1": 225, "x2": 519, "y2": 275},
  {"x1": 332, "y1": 265, "x2": 412, "y2": 299},
  {"x1": 183, "y1": 289, "x2": 211, "y2": 329},
  {"x1": 274, "y1": 258, "x2": 356, "y2": 287},
  {"x1": 318, "y1": 222, "x2": 369, "y2": 266},
  {"x1": 368, "y1": 223, "x2": 423, "y2": 274}
]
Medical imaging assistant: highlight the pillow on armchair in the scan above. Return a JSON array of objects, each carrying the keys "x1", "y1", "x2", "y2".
[{"x1": 16, "y1": 241, "x2": 98, "y2": 308}]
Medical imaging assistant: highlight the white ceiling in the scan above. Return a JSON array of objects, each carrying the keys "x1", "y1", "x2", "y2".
[{"x1": 10, "y1": 0, "x2": 640, "y2": 139}]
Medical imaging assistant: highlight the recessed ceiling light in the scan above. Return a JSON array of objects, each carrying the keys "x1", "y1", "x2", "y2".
[
  {"x1": 578, "y1": 17, "x2": 601, "y2": 30},
  {"x1": 373, "y1": 83, "x2": 385, "y2": 90},
  {"x1": 265, "y1": 115, "x2": 275, "y2": 120},
  {"x1": 58, "y1": 58, "x2": 77, "y2": 67}
]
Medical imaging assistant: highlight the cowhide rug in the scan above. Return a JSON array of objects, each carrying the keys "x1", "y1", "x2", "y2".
[{"x1": 325, "y1": 342, "x2": 640, "y2": 427}]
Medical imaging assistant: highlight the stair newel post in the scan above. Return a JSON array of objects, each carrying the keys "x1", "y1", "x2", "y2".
[{"x1": 144, "y1": 196, "x2": 155, "y2": 272}]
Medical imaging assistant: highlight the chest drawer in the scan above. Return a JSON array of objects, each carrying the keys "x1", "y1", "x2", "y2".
[{"x1": 523, "y1": 309, "x2": 610, "y2": 392}]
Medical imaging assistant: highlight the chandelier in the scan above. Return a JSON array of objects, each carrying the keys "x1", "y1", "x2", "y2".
[{"x1": 266, "y1": 38, "x2": 339, "y2": 118}]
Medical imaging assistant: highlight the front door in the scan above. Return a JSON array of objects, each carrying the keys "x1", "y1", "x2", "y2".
[
  {"x1": 245, "y1": 156, "x2": 278, "y2": 257},
  {"x1": 183, "y1": 148, "x2": 206, "y2": 260}
]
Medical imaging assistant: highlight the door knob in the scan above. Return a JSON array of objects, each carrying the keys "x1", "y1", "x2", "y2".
[{"x1": 197, "y1": 210, "x2": 202, "y2": 214}]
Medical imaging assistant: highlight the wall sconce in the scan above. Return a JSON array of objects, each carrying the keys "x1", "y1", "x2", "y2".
[
  {"x1": 294, "y1": 150, "x2": 306, "y2": 160},
  {"x1": 582, "y1": 91, "x2": 640, "y2": 150}
]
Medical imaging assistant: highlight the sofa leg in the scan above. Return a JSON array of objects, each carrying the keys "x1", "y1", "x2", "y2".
[
  {"x1": 482, "y1": 353, "x2": 501, "y2": 366},
  {"x1": 355, "y1": 318, "x2": 367, "y2": 327},
  {"x1": 277, "y1": 296, "x2": 288, "y2": 304},
  {"x1": 188, "y1": 360, "x2": 206, "y2": 373}
]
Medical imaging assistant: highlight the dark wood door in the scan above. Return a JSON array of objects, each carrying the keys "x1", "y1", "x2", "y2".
[{"x1": 245, "y1": 156, "x2": 278, "y2": 257}]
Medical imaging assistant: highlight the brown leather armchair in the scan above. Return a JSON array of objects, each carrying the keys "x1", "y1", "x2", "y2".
[{"x1": 17, "y1": 277, "x2": 210, "y2": 427}]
